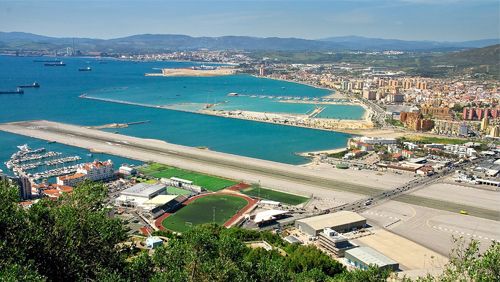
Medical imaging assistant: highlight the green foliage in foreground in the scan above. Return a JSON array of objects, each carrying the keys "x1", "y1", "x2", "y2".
[{"x1": 1, "y1": 179, "x2": 498, "y2": 281}]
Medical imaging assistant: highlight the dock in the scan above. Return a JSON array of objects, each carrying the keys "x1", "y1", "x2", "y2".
[{"x1": 307, "y1": 106, "x2": 326, "y2": 118}]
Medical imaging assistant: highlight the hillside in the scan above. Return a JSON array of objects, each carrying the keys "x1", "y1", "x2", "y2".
[
  {"x1": 0, "y1": 31, "x2": 498, "y2": 53},
  {"x1": 442, "y1": 44, "x2": 500, "y2": 66},
  {"x1": 435, "y1": 44, "x2": 500, "y2": 77},
  {"x1": 320, "y1": 36, "x2": 498, "y2": 51}
]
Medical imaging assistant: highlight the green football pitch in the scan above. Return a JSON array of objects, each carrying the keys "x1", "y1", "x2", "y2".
[
  {"x1": 241, "y1": 186, "x2": 309, "y2": 205},
  {"x1": 139, "y1": 163, "x2": 238, "y2": 191},
  {"x1": 162, "y1": 194, "x2": 248, "y2": 233}
]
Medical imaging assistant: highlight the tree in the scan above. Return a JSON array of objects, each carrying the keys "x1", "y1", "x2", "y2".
[
  {"x1": 285, "y1": 244, "x2": 345, "y2": 277},
  {"x1": 0, "y1": 180, "x2": 128, "y2": 281}
]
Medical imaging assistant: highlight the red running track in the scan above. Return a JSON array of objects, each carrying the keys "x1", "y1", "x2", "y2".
[{"x1": 153, "y1": 192, "x2": 258, "y2": 231}]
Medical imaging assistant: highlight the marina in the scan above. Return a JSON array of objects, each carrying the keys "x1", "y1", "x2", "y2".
[
  {"x1": 226, "y1": 92, "x2": 351, "y2": 103},
  {"x1": 4, "y1": 144, "x2": 85, "y2": 182}
]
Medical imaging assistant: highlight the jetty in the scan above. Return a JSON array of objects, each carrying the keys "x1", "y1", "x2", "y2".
[{"x1": 307, "y1": 106, "x2": 326, "y2": 118}]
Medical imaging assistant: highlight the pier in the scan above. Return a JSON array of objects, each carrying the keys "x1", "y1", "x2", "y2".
[
  {"x1": 307, "y1": 106, "x2": 326, "y2": 118},
  {"x1": 226, "y1": 93, "x2": 351, "y2": 103},
  {"x1": 4, "y1": 143, "x2": 83, "y2": 181}
]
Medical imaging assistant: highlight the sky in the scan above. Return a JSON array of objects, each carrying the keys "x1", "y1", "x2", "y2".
[{"x1": 0, "y1": 0, "x2": 499, "y2": 41}]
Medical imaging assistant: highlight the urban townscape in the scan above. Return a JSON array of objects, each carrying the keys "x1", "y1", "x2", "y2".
[{"x1": 0, "y1": 1, "x2": 499, "y2": 281}]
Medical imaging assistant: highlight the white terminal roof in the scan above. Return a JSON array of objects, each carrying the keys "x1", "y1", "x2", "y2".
[
  {"x1": 296, "y1": 211, "x2": 366, "y2": 231},
  {"x1": 346, "y1": 247, "x2": 397, "y2": 267},
  {"x1": 143, "y1": 195, "x2": 179, "y2": 206},
  {"x1": 170, "y1": 177, "x2": 193, "y2": 184},
  {"x1": 121, "y1": 183, "x2": 166, "y2": 198},
  {"x1": 253, "y1": 210, "x2": 289, "y2": 223}
]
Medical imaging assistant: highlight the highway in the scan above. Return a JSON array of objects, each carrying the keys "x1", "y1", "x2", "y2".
[
  {"x1": 0, "y1": 120, "x2": 498, "y2": 221},
  {"x1": 330, "y1": 158, "x2": 500, "y2": 221}
]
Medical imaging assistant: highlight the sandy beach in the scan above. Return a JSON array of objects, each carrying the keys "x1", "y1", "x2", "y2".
[{"x1": 146, "y1": 68, "x2": 236, "y2": 77}]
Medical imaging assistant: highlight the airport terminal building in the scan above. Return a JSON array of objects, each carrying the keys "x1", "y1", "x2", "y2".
[
  {"x1": 345, "y1": 247, "x2": 399, "y2": 271},
  {"x1": 295, "y1": 211, "x2": 367, "y2": 237}
]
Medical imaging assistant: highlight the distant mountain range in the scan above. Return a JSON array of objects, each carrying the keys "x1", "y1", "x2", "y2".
[
  {"x1": 319, "y1": 36, "x2": 499, "y2": 52},
  {"x1": 443, "y1": 44, "x2": 500, "y2": 64},
  {"x1": 0, "y1": 31, "x2": 498, "y2": 53}
]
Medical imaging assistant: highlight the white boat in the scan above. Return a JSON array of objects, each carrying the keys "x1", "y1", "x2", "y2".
[{"x1": 17, "y1": 144, "x2": 30, "y2": 151}]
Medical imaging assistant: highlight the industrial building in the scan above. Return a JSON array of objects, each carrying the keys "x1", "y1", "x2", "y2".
[
  {"x1": 120, "y1": 183, "x2": 166, "y2": 199},
  {"x1": 345, "y1": 247, "x2": 399, "y2": 271},
  {"x1": 145, "y1": 236, "x2": 163, "y2": 249},
  {"x1": 247, "y1": 209, "x2": 290, "y2": 225},
  {"x1": 161, "y1": 177, "x2": 203, "y2": 193},
  {"x1": 115, "y1": 183, "x2": 186, "y2": 218},
  {"x1": 318, "y1": 228, "x2": 357, "y2": 257},
  {"x1": 295, "y1": 211, "x2": 367, "y2": 237}
]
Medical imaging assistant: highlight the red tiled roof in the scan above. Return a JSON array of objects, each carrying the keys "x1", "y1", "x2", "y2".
[{"x1": 58, "y1": 173, "x2": 86, "y2": 181}]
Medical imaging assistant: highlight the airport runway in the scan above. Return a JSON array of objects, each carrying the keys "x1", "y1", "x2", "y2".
[{"x1": 1, "y1": 120, "x2": 498, "y2": 221}]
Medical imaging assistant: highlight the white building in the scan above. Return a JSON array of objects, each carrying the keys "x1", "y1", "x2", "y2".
[
  {"x1": 57, "y1": 160, "x2": 114, "y2": 186},
  {"x1": 115, "y1": 183, "x2": 185, "y2": 218},
  {"x1": 161, "y1": 177, "x2": 203, "y2": 193},
  {"x1": 76, "y1": 160, "x2": 114, "y2": 181},
  {"x1": 119, "y1": 165, "x2": 137, "y2": 176},
  {"x1": 359, "y1": 137, "x2": 397, "y2": 145}
]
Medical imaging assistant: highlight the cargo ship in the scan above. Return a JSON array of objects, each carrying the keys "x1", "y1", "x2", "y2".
[
  {"x1": 44, "y1": 61, "x2": 66, "y2": 66},
  {"x1": 18, "y1": 82, "x2": 40, "y2": 88},
  {"x1": 0, "y1": 88, "x2": 24, "y2": 94},
  {"x1": 78, "y1": 66, "x2": 92, "y2": 71}
]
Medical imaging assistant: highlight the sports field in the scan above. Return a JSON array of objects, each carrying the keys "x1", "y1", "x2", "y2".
[
  {"x1": 162, "y1": 194, "x2": 249, "y2": 233},
  {"x1": 241, "y1": 186, "x2": 309, "y2": 205},
  {"x1": 139, "y1": 163, "x2": 238, "y2": 191}
]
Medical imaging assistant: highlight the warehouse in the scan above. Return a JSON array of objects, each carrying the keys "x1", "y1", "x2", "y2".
[
  {"x1": 115, "y1": 183, "x2": 186, "y2": 218},
  {"x1": 295, "y1": 211, "x2": 366, "y2": 237},
  {"x1": 120, "y1": 183, "x2": 167, "y2": 199},
  {"x1": 345, "y1": 247, "x2": 399, "y2": 271},
  {"x1": 115, "y1": 183, "x2": 167, "y2": 210}
]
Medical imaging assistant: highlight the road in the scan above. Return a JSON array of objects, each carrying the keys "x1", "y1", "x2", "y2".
[
  {"x1": 331, "y1": 159, "x2": 499, "y2": 221},
  {"x1": 0, "y1": 120, "x2": 498, "y2": 221}
]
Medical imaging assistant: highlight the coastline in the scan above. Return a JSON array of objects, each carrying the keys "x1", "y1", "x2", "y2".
[
  {"x1": 251, "y1": 74, "x2": 335, "y2": 94},
  {"x1": 145, "y1": 67, "x2": 236, "y2": 77},
  {"x1": 79, "y1": 95, "x2": 358, "y2": 162},
  {"x1": 250, "y1": 74, "x2": 371, "y2": 122},
  {"x1": 81, "y1": 74, "x2": 376, "y2": 161},
  {"x1": 80, "y1": 94, "x2": 372, "y2": 132}
]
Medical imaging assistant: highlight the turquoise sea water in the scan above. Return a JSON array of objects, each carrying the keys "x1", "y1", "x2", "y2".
[
  {"x1": 0, "y1": 56, "x2": 356, "y2": 169},
  {"x1": 88, "y1": 73, "x2": 365, "y2": 119}
]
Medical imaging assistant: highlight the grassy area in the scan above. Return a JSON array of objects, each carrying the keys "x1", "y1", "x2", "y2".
[
  {"x1": 385, "y1": 118, "x2": 404, "y2": 127},
  {"x1": 402, "y1": 136, "x2": 468, "y2": 145},
  {"x1": 240, "y1": 186, "x2": 309, "y2": 205},
  {"x1": 166, "y1": 186, "x2": 193, "y2": 196},
  {"x1": 162, "y1": 195, "x2": 248, "y2": 233},
  {"x1": 139, "y1": 163, "x2": 238, "y2": 192},
  {"x1": 327, "y1": 149, "x2": 348, "y2": 159}
]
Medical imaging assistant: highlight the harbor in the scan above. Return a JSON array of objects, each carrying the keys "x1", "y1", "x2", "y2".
[
  {"x1": 227, "y1": 92, "x2": 351, "y2": 104},
  {"x1": 4, "y1": 144, "x2": 85, "y2": 182}
]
